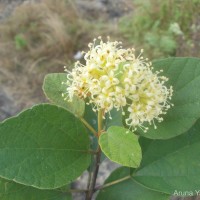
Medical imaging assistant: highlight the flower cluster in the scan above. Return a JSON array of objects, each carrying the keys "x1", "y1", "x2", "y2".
[{"x1": 63, "y1": 37, "x2": 173, "y2": 132}]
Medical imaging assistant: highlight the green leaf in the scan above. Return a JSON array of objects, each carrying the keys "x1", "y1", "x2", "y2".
[
  {"x1": 96, "y1": 167, "x2": 170, "y2": 200},
  {"x1": 139, "y1": 57, "x2": 200, "y2": 139},
  {"x1": 134, "y1": 118, "x2": 200, "y2": 195},
  {"x1": 0, "y1": 104, "x2": 90, "y2": 189},
  {"x1": 99, "y1": 126, "x2": 142, "y2": 168},
  {"x1": 0, "y1": 178, "x2": 71, "y2": 200},
  {"x1": 43, "y1": 73, "x2": 85, "y2": 117}
]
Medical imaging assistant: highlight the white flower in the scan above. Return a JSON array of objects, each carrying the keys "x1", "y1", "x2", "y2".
[{"x1": 63, "y1": 37, "x2": 173, "y2": 132}]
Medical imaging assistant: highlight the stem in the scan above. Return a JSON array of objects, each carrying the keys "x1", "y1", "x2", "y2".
[
  {"x1": 97, "y1": 110, "x2": 103, "y2": 137},
  {"x1": 86, "y1": 147, "x2": 101, "y2": 199},
  {"x1": 86, "y1": 154, "x2": 94, "y2": 192},
  {"x1": 94, "y1": 175, "x2": 131, "y2": 192},
  {"x1": 86, "y1": 110, "x2": 103, "y2": 200},
  {"x1": 80, "y1": 117, "x2": 98, "y2": 137}
]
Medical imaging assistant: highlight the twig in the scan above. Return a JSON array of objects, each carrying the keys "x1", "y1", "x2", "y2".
[
  {"x1": 94, "y1": 175, "x2": 131, "y2": 192},
  {"x1": 86, "y1": 154, "x2": 94, "y2": 192},
  {"x1": 86, "y1": 146, "x2": 101, "y2": 200},
  {"x1": 80, "y1": 117, "x2": 98, "y2": 137},
  {"x1": 86, "y1": 110, "x2": 103, "y2": 200}
]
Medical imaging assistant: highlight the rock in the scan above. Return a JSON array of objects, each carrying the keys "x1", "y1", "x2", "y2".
[
  {"x1": 74, "y1": 0, "x2": 133, "y2": 20},
  {"x1": 0, "y1": 0, "x2": 39, "y2": 21},
  {"x1": 0, "y1": 87, "x2": 18, "y2": 120}
]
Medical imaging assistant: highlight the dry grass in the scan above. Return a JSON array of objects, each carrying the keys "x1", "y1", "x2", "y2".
[
  {"x1": 0, "y1": 0, "x2": 88, "y2": 109},
  {"x1": 0, "y1": 0, "x2": 81, "y2": 70},
  {"x1": 0, "y1": 0, "x2": 120, "y2": 74}
]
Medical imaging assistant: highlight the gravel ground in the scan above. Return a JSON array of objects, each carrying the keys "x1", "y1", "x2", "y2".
[
  {"x1": 0, "y1": 0, "x2": 132, "y2": 21},
  {"x1": 0, "y1": 0, "x2": 39, "y2": 21}
]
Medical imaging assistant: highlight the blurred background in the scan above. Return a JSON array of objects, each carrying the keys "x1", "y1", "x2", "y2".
[{"x1": 0, "y1": 0, "x2": 199, "y2": 199}]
